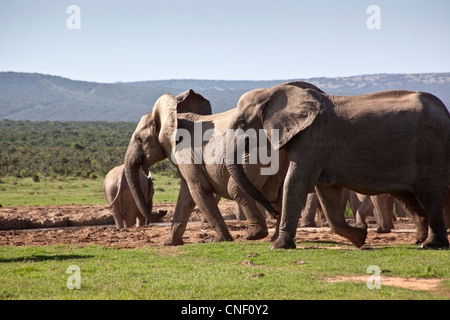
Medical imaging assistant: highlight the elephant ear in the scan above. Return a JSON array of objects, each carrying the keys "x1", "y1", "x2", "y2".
[
  {"x1": 258, "y1": 85, "x2": 323, "y2": 150},
  {"x1": 176, "y1": 89, "x2": 212, "y2": 115},
  {"x1": 152, "y1": 94, "x2": 178, "y2": 154}
]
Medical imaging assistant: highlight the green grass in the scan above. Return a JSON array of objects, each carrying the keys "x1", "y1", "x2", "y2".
[
  {"x1": 150, "y1": 171, "x2": 181, "y2": 203},
  {"x1": 0, "y1": 242, "x2": 448, "y2": 300},
  {"x1": 0, "y1": 172, "x2": 181, "y2": 207}
]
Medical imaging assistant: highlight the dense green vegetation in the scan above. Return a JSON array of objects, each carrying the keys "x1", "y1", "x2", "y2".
[
  {"x1": 0, "y1": 120, "x2": 174, "y2": 179},
  {"x1": 0, "y1": 120, "x2": 180, "y2": 206},
  {"x1": 0, "y1": 243, "x2": 448, "y2": 300}
]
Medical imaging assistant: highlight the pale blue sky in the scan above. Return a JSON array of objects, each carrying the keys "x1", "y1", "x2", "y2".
[{"x1": 1, "y1": 0, "x2": 449, "y2": 82}]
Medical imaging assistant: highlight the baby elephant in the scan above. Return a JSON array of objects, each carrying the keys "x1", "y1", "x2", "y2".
[{"x1": 104, "y1": 164, "x2": 166, "y2": 229}]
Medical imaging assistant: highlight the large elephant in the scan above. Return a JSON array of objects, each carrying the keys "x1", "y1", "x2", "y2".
[
  {"x1": 124, "y1": 90, "x2": 284, "y2": 245},
  {"x1": 103, "y1": 164, "x2": 166, "y2": 228},
  {"x1": 226, "y1": 82, "x2": 450, "y2": 249},
  {"x1": 444, "y1": 186, "x2": 450, "y2": 231}
]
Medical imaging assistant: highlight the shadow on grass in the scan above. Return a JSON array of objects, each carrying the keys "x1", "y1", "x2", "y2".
[
  {"x1": 297, "y1": 241, "x2": 421, "y2": 251},
  {"x1": 298, "y1": 240, "x2": 353, "y2": 248},
  {"x1": 0, "y1": 254, "x2": 95, "y2": 263}
]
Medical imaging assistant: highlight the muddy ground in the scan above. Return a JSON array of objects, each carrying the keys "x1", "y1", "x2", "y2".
[{"x1": 0, "y1": 201, "x2": 419, "y2": 248}]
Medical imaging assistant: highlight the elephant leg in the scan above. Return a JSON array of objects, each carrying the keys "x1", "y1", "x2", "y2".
[
  {"x1": 419, "y1": 191, "x2": 449, "y2": 249},
  {"x1": 371, "y1": 194, "x2": 393, "y2": 233},
  {"x1": 235, "y1": 198, "x2": 268, "y2": 240},
  {"x1": 349, "y1": 191, "x2": 360, "y2": 218},
  {"x1": 391, "y1": 193, "x2": 428, "y2": 245},
  {"x1": 136, "y1": 214, "x2": 146, "y2": 227},
  {"x1": 316, "y1": 203, "x2": 328, "y2": 227},
  {"x1": 270, "y1": 161, "x2": 313, "y2": 249},
  {"x1": 394, "y1": 201, "x2": 408, "y2": 218},
  {"x1": 388, "y1": 197, "x2": 395, "y2": 229},
  {"x1": 422, "y1": 205, "x2": 449, "y2": 248},
  {"x1": 354, "y1": 195, "x2": 374, "y2": 229},
  {"x1": 255, "y1": 202, "x2": 269, "y2": 219},
  {"x1": 193, "y1": 194, "x2": 233, "y2": 242},
  {"x1": 187, "y1": 181, "x2": 233, "y2": 242},
  {"x1": 443, "y1": 187, "x2": 450, "y2": 231},
  {"x1": 269, "y1": 189, "x2": 283, "y2": 242},
  {"x1": 124, "y1": 209, "x2": 138, "y2": 228},
  {"x1": 300, "y1": 192, "x2": 319, "y2": 227},
  {"x1": 162, "y1": 178, "x2": 196, "y2": 246},
  {"x1": 203, "y1": 194, "x2": 221, "y2": 223},
  {"x1": 235, "y1": 203, "x2": 247, "y2": 221},
  {"x1": 316, "y1": 185, "x2": 367, "y2": 248},
  {"x1": 111, "y1": 209, "x2": 124, "y2": 229}
]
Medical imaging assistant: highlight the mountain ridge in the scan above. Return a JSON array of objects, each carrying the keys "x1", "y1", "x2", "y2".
[{"x1": 1, "y1": 72, "x2": 449, "y2": 122}]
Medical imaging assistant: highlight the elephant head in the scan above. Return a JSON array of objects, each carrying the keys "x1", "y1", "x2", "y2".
[
  {"x1": 124, "y1": 90, "x2": 212, "y2": 221},
  {"x1": 225, "y1": 82, "x2": 326, "y2": 213}
]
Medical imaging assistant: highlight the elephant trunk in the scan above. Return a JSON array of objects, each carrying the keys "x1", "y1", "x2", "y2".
[
  {"x1": 226, "y1": 160, "x2": 279, "y2": 219},
  {"x1": 124, "y1": 148, "x2": 166, "y2": 222}
]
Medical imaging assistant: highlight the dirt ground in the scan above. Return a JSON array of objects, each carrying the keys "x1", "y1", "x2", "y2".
[{"x1": 0, "y1": 201, "x2": 419, "y2": 248}]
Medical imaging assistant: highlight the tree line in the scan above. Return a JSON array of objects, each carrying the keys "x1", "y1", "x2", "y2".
[{"x1": 0, "y1": 120, "x2": 173, "y2": 179}]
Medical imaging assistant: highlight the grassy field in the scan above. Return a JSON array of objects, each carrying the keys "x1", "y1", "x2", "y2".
[
  {"x1": 0, "y1": 171, "x2": 181, "y2": 207},
  {"x1": 0, "y1": 242, "x2": 448, "y2": 300},
  {"x1": 1, "y1": 173, "x2": 448, "y2": 301}
]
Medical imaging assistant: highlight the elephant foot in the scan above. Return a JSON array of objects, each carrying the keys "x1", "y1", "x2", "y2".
[
  {"x1": 246, "y1": 226, "x2": 269, "y2": 240},
  {"x1": 376, "y1": 226, "x2": 391, "y2": 234},
  {"x1": 162, "y1": 236, "x2": 184, "y2": 246},
  {"x1": 269, "y1": 236, "x2": 296, "y2": 249},
  {"x1": 213, "y1": 233, "x2": 234, "y2": 243},
  {"x1": 415, "y1": 229, "x2": 428, "y2": 245},
  {"x1": 419, "y1": 235, "x2": 449, "y2": 249},
  {"x1": 336, "y1": 226, "x2": 367, "y2": 248}
]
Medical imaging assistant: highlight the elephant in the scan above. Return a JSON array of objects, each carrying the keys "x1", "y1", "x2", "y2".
[
  {"x1": 225, "y1": 81, "x2": 450, "y2": 249},
  {"x1": 349, "y1": 192, "x2": 394, "y2": 233},
  {"x1": 300, "y1": 192, "x2": 327, "y2": 228},
  {"x1": 103, "y1": 164, "x2": 166, "y2": 229},
  {"x1": 300, "y1": 190, "x2": 402, "y2": 231},
  {"x1": 444, "y1": 186, "x2": 450, "y2": 232},
  {"x1": 124, "y1": 89, "x2": 284, "y2": 245},
  {"x1": 351, "y1": 189, "x2": 450, "y2": 233}
]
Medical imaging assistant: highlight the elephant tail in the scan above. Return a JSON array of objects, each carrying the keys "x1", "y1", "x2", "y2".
[{"x1": 106, "y1": 188, "x2": 121, "y2": 209}]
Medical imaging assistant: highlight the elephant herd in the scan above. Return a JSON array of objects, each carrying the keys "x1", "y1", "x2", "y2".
[{"x1": 103, "y1": 81, "x2": 450, "y2": 249}]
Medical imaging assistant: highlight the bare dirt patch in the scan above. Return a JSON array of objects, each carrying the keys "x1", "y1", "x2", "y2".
[
  {"x1": 324, "y1": 275, "x2": 448, "y2": 297},
  {"x1": 0, "y1": 201, "x2": 421, "y2": 248}
]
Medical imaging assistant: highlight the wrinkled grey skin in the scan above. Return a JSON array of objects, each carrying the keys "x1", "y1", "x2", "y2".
[
  {"x1": 103, "y1": 164, "x2": 165, "y2": 228},
  {"x1": 300, "y1": 192, "x2": 328, "y2": 228},
  {"x1": 350, "y1": 189, "x2": 450, "y2": 233},
  {"x1": 226, "y1": 82, "x2": 450, "y2": 249},
  {"x1": 350, "y1": 192, "x2": 395, "y2": 233},
  {"x1": 124, "y1": 90, "x2": 284, "y2": 245},
  {"x1": 445, "y1": 186, "x2": 450, "y2": 231},
  {"x1": 300, "y1": 190, "x2": 395, "y2": 230}
]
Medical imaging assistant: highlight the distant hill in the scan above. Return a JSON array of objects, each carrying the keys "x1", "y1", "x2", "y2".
[{"x1": 1, "y1": 72, "x2": 449, "y2": 122}]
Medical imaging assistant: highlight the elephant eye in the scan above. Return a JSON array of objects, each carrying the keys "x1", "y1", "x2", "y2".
[{"x1": 135, "y1": 135, "x2": 143, "y2": 145}]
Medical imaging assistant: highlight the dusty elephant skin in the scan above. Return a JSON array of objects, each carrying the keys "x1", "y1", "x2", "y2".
[
  {"x1": 124, "y1": 90, "x2": 285, "y2": 246},
  {"x1": 226, "y1": 82, "x2": 450, "y2": 249},
  {"x1": 103, "y1": 164, "x2": 166, "y2": 229}
]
